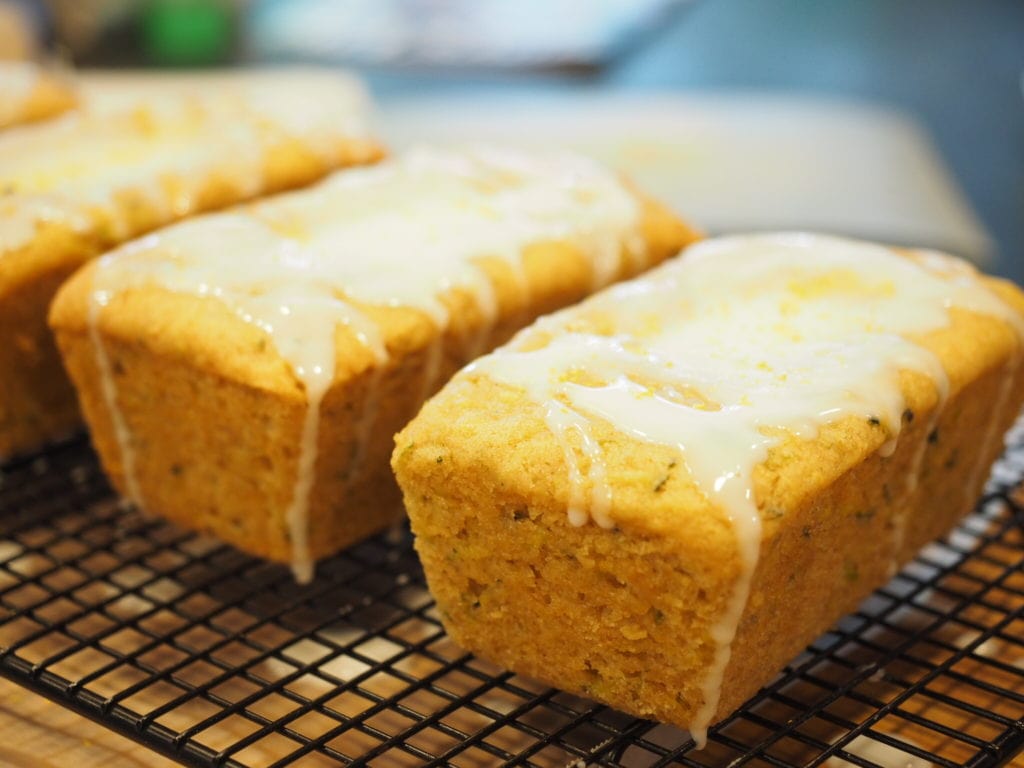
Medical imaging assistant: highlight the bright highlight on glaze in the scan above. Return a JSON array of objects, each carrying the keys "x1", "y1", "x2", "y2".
[
  {"x1": 87, "y1": 146, "x2": 643, "y2": 583},
  {"x1": 0, "y1": 70, "x2": 371, "y2": 255},
  {"x1": 467, "y1": 233, "x2": 1024, "y2": 745}
]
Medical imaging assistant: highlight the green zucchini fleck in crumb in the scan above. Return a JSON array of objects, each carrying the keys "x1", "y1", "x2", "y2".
[{"x1": 843, "y1": 561, "x2": 860, "y2": 582}]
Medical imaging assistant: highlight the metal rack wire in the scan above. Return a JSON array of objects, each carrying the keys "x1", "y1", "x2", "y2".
[{"x1": 1, "y1": 428, "x2": 1022, "y2": 767}]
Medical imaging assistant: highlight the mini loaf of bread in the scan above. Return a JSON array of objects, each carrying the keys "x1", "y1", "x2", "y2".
[
  {"x1": 392, "y1": 234, "x2": 1024, "y2": 744},
  {"x1": 1, "y1": 69, "x2": 383, "y2": 458},
  {"x1": 0, "y1": 62, "x2": 77, "y2": 129},
  {"x1": 50, "y1": 146, "x2": 698, "y2": 581}
]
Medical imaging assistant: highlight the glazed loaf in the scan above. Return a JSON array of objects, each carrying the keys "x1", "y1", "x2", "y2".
[
  {"x1": 392, "y1": 234, "x2": 1024, "y2": 743},
  {"x1": 50, "y1": 147, "x2": 698, "y2": 581},
  {"x1": 0, "y1": 62, "x2": 77, "y2": 129},
  {"x1": 0, "y1": 69, "x2": 384, "y2": 459}
]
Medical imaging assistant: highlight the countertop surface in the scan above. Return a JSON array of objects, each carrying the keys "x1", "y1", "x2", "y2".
[
  {"x1": 362, "y1": 0, "x2": 1024, "y2": 283},
  {"x1": 0, "y1": 677, "x2": 178, "y2": 768}
]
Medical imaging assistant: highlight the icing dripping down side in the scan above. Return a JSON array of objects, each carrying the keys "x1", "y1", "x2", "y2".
[
  {"x1": 87, "y1": 146, "x2": 643, "y2": 582},
  {"x1": 88, "y1": 271, "x2": 144, "y2": 509},
  {"x1": 467, "y1": 233, "x2": 1024, "y2": 746}
]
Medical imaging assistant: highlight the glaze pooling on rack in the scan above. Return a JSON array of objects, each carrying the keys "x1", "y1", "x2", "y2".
[
  {"x1": 88, "y1": 146, "x2": 642, "y2": 582},
  {"x1": 467, "y1": 233, "x2": 1024, "y2": 746},
  {"x1": 0, "y1": 70, "x2": 372, "y2": 255}
]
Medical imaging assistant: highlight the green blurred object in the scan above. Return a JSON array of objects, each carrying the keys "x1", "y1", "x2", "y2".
[{"x1": 142, "y1": 0, "x2": 233, "y2": 65}]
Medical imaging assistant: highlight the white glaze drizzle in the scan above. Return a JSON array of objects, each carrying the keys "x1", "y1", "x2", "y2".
[
  {"x1": 87, "y1": 146, "x2": 642, "y2": 582},
  {"x1": 466, "y1": 233, "x2": 1024, "y2": 746},
  {"x1": 0, "y1": 69, "x2": 373, "y2": 256},
  {"x1": 88, "y1": 276, "x2": 144, "y2": 509},
  {"x1": 78, "y1": 68, "x2": 370, "y2": 142}
]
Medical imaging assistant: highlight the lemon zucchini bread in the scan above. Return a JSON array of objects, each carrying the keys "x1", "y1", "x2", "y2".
[
  {"x1": 50, "y1": 146, "x2": 698, "y2": 581},
  {"x1": 0, "y1": 70, "x2": 383, "y2": 458},
  {"x1": 392, "y1": 234, "x2": 1024, "y2": 743},
  {"x1": 0, "y1": 62, "x2": 77, "y2": 129}
]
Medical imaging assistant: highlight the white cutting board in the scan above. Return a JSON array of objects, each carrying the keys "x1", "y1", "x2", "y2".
[{"x1": 378, "y1": 92, "x2": 991, "y2": 264}]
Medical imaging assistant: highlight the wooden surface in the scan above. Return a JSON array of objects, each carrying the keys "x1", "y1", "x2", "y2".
[{"x1": 0, "y1": 677, "x2": 179, "y2": 768}]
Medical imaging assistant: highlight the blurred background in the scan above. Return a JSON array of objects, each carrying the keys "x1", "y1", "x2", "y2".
[{"x1": 3, "y1": 0, "x2": 1021, "y2": 281}]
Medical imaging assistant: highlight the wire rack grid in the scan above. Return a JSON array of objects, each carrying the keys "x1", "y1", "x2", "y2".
[{"x1": 0, "y1": 426, "x2": 1022, "y2": 768}]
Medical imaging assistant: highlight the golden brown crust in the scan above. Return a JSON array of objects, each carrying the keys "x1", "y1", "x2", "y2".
[
  {"x1": 2, "y1": 132, "x2": 384, "y2": 459},
  {"x1": 391, "y1": 268, "x2": 1024, "y2": 727},
  {"x1": 49, "y1": 194, "x2": 698, "y2": 562}
]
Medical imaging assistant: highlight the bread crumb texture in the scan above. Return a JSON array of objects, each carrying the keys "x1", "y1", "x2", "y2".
[{"x1": 393, "y1": 240, "x2": 1024, "y2": 729}]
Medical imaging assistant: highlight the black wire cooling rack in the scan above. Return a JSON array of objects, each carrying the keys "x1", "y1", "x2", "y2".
[{"x1": 1, "y1": 426, "x2": 1023, "y2": 768}]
